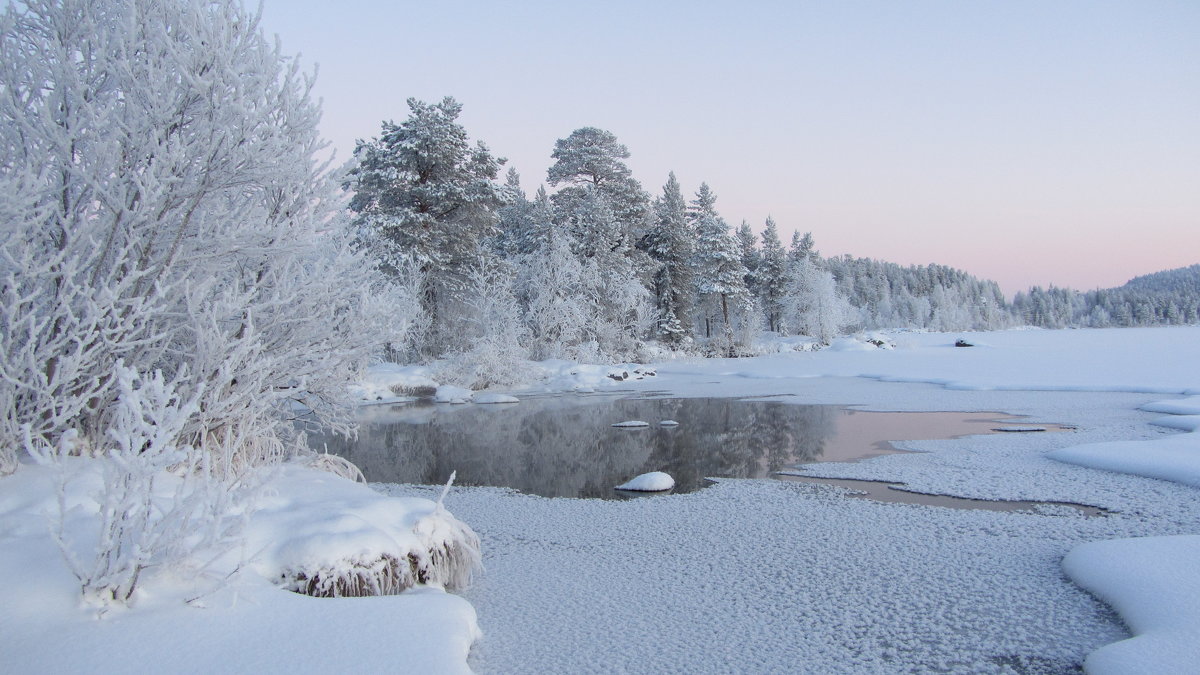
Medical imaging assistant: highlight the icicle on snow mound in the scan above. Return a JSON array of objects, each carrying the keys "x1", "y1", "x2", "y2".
[{"x1": 615, "y1": 471, "x2": 676, "y2": 492}]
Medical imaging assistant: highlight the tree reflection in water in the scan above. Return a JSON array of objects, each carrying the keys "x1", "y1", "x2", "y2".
[{"x1": 311, "y1": 397, "x2": 841, "y2": 498}]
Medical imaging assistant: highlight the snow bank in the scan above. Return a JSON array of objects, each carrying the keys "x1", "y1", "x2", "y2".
[
  {"x1": 1063, "y1": 536, "x2": 1200, "y2": 674},
  {"x1": 0, "y1": 461, "x2": 482, "y2": 673},
  {"x1": 353, "y1": 363, "x2": 439, "y2": 403},
  {"x1": 248, "y1": 464, "x2": 481, "y2": 596},
  {"x1": 1048, "y1": 391, "x2": 1200, "y2": 489},
  {"x1": 658, "y1": 327, "x2": 1200, "y2": 395}
]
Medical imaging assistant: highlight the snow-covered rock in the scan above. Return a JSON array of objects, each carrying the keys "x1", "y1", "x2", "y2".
[
  {"x1": 660, "y1": 420, "x2": 680, "y2": 427},
  {"x1": 612, "y1": 420, "x2": 650, "y2": 428},
  {"x1": 615, "y1": 471, "x2": 675, "y2": 492}
]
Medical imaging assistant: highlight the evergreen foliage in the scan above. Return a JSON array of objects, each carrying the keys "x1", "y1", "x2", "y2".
[{"x1": 347, "y1": 96, "x2": 507, "y2": 353}]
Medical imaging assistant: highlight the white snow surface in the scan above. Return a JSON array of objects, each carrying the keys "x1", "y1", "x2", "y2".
[
  {"x1": 1063, "y1": 535, "x2": 1200, "y2": 674},
  {"x1": 615, "y1": 471, "x2": 675, "y2": 492},
  {"x1": 6, "y1": 327, "x2": 1200, "y2": 673},
  {"x1": 0, "y1": 462, "x2": 479, "y2": 674}
]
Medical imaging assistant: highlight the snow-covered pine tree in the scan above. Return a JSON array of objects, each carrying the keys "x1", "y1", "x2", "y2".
[
  {"x1": 690, "y1": 184, "x2": 752, "y2": 355},
  {"x1": 547, "y1": 126, "x2": 655, "y2": 271},
  {"x1": 790, "y1": 231, "x2": 817, "y2": 263},
  {"x1": 736, "y1": 220, "x2": 761, "y2": 299},
  {"x1": 758, "y1": 217, "x2": 789, "y2": 333},
  {"x1": 492, "y1": 167, "x2": 538, "y2": 257},
  {"x1": 347, "y1": 97, "x2": 507, "y2": 354},
  {"x1": 562, "y1": 187, "x2": 653, "y2": 360},
  {"x1": 642, "y1": 172, "x2": 696, "y2": 347}
]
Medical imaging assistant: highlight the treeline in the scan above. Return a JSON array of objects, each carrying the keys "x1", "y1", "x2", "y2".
[
  {"x1": 1013, "y1": 265, "x2": 1200, "y2": 328},
  {"x1": 346, "y1": 98, "x2": 1015, "y2": 380}
]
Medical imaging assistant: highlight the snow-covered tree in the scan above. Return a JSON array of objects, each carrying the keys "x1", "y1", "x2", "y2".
[
  {"x1": 518, "y1": 223, "x2": 592, "y2": 360},
  {"x1": 784, "y1": 257, "x2": 852, "y2": 344},
  {"x1": 347, "y1": 96, "x2": 507, "y2": 353},
  {"x1": 0, "y1": 0, "x2": 396, "y2": 601},
  {"x1": 642, "y1": 172, "x2": 696, "y2": 346},
  {"x1": 547, "y1": 127, "x2": 651, "y2": 248},
  {"x1": 758, "y1": 218, "x2": 789, "y2": 332},
  {"x1": 690, "y1": 184, "x2": 752, "y2": 355},
  {"x1": 736, "y1": 220, "x2": 761, "y2": 298}
]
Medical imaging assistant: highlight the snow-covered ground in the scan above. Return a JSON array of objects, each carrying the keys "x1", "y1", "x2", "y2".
[
  {"x1": 384, "y1": 326, "x2": 1199, "y2": 673},
  {"x1": 4, "y1": 326, "x2": 1200, "y2": 673}
]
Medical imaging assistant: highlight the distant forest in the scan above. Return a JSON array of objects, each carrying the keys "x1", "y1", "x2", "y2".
[{"x1": 345, "y1": 97, "x2": 1196, "y2": 375}]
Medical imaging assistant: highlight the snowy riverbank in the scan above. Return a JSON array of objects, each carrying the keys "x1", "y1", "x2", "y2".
[
  {"x1": 395, "y1": 326, "x2": 1200, "y2": 673},
  {"x1": 3, "y1": 326, "x2": 1199, "y2": 673}
]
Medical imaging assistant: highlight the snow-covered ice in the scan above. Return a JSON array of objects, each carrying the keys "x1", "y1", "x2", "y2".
[{"x1": 615, "y1": 471, "x2": 676, "y2": 492}]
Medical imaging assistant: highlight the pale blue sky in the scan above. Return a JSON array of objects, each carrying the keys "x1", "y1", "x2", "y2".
[{"x1": 257, "y1": 0, "x2": 1199, "y2": 295}]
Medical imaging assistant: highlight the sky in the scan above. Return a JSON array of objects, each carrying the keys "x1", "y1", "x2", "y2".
[{"x1": 256, "y1": 0, "x2": 1198, "y2": 297}]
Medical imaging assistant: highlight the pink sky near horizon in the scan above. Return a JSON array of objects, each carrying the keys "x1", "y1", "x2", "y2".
[{"x1": 257, "y1": 0, "x2": 1199, "y2": 298}]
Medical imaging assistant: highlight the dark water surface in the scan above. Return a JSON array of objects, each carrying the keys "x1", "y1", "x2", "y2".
[{"x1": 312, "y1": 395, "x2": 1073, "y2": 504}]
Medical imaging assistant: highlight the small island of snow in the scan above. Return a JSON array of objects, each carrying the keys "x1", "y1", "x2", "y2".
[
  {"x1": 615, "y1": 471, "x2": 676, "y2": 492},
  {"x1": 612, "y1": 420, "x2": 650, "y2": 428}
]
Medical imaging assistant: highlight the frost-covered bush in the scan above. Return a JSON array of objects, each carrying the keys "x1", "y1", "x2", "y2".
[
  {"x1": 48, "y1": 366, "x2": 254, "y2": 607},
  {"x1": 0, "y1": 0, "x2": 394, "y2": 467},
  {"x1": 0, "y1": 0, "x2": 403, "y2": 603},
  {"x1": 434, "y1": 265, "x2": 530, "y2": 389}
]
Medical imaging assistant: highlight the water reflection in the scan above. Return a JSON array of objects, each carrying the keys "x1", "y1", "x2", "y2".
[{"x1": 312, "y1": 397, "x2": 840, "y2": 498}]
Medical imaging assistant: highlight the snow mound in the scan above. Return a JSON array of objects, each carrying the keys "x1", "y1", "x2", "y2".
[
  {"x1": 1049, "y1": 393, "x2": 1200, "y2": 489},
  {"x1": 435, "y1": 385, "x2": 473, "y2": 404},
  {"x1": 1063, "y1": 535, "x2": 1200, "y2": 674},
  {"x1": 1141, "y1": 395, "x2": 1200, "y2": 416},
  {"x1": 615, "y1": 471, "x2": 675, "y2": 492},
  {"x1": 249, "y1": 464, "x2": 482, "y2": 597},
  {"x1": 475, "y1": 393, "x2": 519, "y2": 404},
  {"x1": 660, "y1": 420, "x2": 680, "y2": 427},
  {"x1": 612, "y1": 420, "x2": 651, "y2": 428},
  {"x1": 353, "y1": 363, "x2": 439, "y2": 402}
]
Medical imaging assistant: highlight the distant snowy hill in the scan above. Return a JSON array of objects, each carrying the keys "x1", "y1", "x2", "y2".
[
  {"x1": 1123, "y1": 264, "x2": 1200, "y2": 295},
  {"x1": 1014, "y1": 263, "x2": 1200, "y2": 328}
]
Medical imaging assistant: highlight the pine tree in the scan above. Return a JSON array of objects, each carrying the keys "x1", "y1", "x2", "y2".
[
  {"x1": 643, "y1": 172, "x2": 696, "y2": 347},
  {"x1": 347, "y1": 96, "x2": 507, "y2": 353},
  {"x1": 690, "y1": 184, "x2": 751, "y2": 355},
  {"x1": 547, "y1": 127, "x2": 650, "y2": 242},
  {"x1": 758, "y1": 217, "x2": 788, "y2": 332},
  {"x1": 493, "y1": 167, "x2": 537, "y2": 257},
  {"x1": 736, "y1": 220, "x2": 761, "y2": 298}
]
